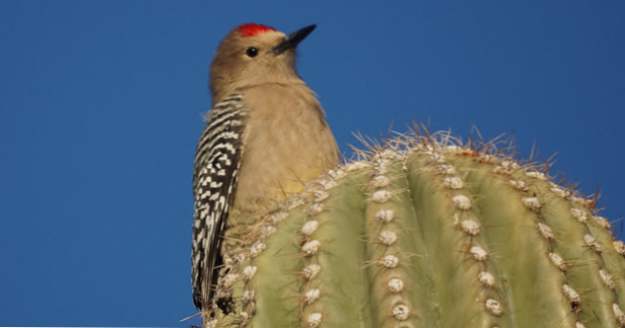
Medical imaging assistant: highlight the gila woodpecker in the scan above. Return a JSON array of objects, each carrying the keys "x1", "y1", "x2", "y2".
[{"x1": 191, "y1": 23, "x2": 339, "y2": 313}]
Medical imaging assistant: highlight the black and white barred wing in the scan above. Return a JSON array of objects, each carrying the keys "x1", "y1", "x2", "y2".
[{"x1": 192, "y1": 94, "x2": 245, "y2": 309}]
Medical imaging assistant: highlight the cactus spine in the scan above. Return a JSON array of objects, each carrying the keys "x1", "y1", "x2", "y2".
[{"x1": 206, "y1": 134, "x2": 625, "y2": 328}]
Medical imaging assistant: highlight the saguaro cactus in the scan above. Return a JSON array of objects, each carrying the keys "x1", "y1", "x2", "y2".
[{"x1": 207, "y1": 133, "x2": 625, "y2": 328}]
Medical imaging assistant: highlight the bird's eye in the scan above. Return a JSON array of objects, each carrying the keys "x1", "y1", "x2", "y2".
[{"x1": 246, "y1": 47, "x2": 259, "y2": 58}]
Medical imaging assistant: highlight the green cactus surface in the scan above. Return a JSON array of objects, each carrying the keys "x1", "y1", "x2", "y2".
[{"x1": 205, "y1": 134, "x2": 625, "y2": 328}]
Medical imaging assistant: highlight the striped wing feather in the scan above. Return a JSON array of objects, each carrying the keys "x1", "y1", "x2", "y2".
[{"x1": 192, "y1": 94, "x2": 245, "y2": 309}]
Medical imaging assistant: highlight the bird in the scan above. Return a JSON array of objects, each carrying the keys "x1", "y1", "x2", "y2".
[{"x1": 191, "y1": 23, "x2": 340, "y2": 316}]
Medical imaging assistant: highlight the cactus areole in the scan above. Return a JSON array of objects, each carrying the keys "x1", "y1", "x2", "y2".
[{"x1": 202, "y1": 133, "x2": 625, "y2": 328}]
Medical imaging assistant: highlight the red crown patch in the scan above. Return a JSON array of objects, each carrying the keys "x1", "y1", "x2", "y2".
[{"x1": 237, "y1": 23, "x2": 276, "y2": 37}]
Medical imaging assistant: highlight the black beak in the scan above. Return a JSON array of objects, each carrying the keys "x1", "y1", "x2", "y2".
[{"x1": 272, "y1": 24, "x2": 316, "y2": 55}]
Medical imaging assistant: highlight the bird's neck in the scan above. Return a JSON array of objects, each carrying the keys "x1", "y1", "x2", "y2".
[{"x1": 212, "y1": 78, "x2": 309, "y2": 104}]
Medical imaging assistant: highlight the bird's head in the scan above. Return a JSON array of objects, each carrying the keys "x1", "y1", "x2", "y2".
[{"x1": 210, "y1": 23, "x2": 316, "y2": 99}]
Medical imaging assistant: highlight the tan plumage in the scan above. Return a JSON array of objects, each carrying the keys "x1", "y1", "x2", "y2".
[
  {"x1": 192, "y1": 23, "x2": 339, "y2": 315},
  {"x1": 234, "y1": 82, "x2": 339, "y2": 216}
]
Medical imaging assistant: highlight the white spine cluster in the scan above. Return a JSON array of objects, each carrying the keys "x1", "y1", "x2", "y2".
[
  {"x1": 242, "y1": 266, "x2": 257, "y2": 280},
  {"x1": 583, "y1": 234, "x2": 602, "y2": 252},
  {"x1": 470, "y1": 245, "x2": 489, "y2": 261},
  {"x1": 302, "y1": 240, "x2": 320, "y2": 256},
  {"x1": 378, "y1": 230, "x2": 398, "y2": 246},
  {"x1": 525, "y1": 170, "x2": 547, "y2": 180},
  {"x1": 388, "y1": 278, "x2": 405, "y2": 293},
  {"x1": 509, "y1": 179, "x2": 529, "y2": 192},
  {"x1": 593, "y1": 216, "x2": 611, "y2": 229},
  {"x1": 461, "y1": 219, "x2": 481, "y2": 236},
  {"x1": 304, "y1": 288, "x2": 320, "y2": 304},
  {"x1": 375, "y1": 209, "x2": 395, "y2": 223},
  {"x1": 443, "y1": 176, "x2": 464, "y2": 189},
  {"x1": 303, "y1": 264, "x2": 321, "y2": 280},
  {"x1": 307, "y1": 313, "x2": 322, "y2": 328},
  {"x1": 250, "y1": 241, "x2": 266, "y2": 258},
  {"x1": 372, "y1": 190, "x2": 392, "y2": 203},
  {"x1": 485, "y1": 298, "x2": 503, "y2": 316},
  {"x1": 522, "y1": 197, "x2": 542, "y2": 211},
  {"x1": 550, "y1": 186, "x2": 570, "y2": 198},
  {"x1": 479, "y1": 271, "x2": 496, "y2": 287},
  {"x1": 570, "y1": 208, "x2": 588, "y2": 222},
  {"x1": 614, "y1": 241, "x2": 625, "y2": 255},
  {"x1": 599, "y1": 269, "x2": 615, "y2": 290},
  {"x1": 613, "y1": 304, "x2": 625, "y2": 326},
  {"x1": 548, "y1": 252, "x2": 567, "y2": 271},
  {"x1": 392, "y1": 304, "x2": 410, "y2": 321},
  {"x1": 562, "y1": 284, "x2": 581, "y2": 304},
  {"x1": 537, "y1": 222, "x2": 554, "y2": 240},
  {"x1": 452, "y1": 194, "x2": 472, "y2": 210},
  {"x1": 301, "y1": 220, "x2": 319, "y2": 236}
]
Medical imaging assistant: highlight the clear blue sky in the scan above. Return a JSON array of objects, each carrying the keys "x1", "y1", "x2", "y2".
[{"x1": 1, "y1": 0, "x2": 624, "y2": 325}]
